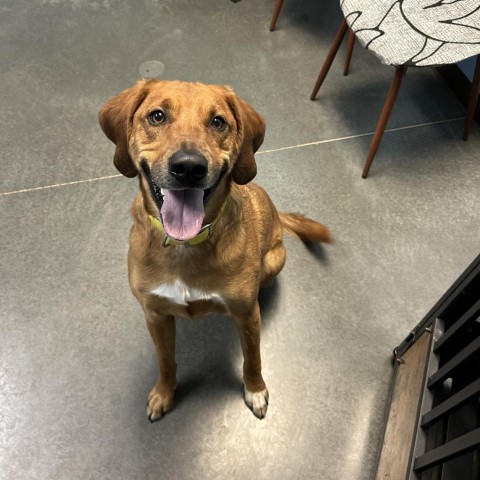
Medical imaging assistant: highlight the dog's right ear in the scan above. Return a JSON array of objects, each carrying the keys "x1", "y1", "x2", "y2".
[{"x1": 99, "y1": 80, "x2": 151, "y2": 178}]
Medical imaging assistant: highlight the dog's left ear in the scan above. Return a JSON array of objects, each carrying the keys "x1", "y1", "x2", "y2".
[
  {"x1": 99, "y1": 80, "x2": 151, "y2": 178},
  {"x1": 228, "y1": 91, "x2": 266, "y2": 185}
]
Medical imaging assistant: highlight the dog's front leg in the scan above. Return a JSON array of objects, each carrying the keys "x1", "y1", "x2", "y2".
[
  {"x1": 234, "y1": 301, "x2": 269, "y2": 419},
  {"x1": 145, "y1": 312, "x2": 177, "y2": 422}
]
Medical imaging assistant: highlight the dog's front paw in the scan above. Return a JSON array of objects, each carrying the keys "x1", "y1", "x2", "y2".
[
  {"x1": 244, "y1": 387, "x2": 269, "y2": 419},
  {"x1": 147, "y1": 383, "x2": 175, "y2": 422}
]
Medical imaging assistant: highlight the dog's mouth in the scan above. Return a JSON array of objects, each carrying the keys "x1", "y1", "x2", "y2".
[{"x1": 142, "y1": 161, "x2": 226, "y2": 241}]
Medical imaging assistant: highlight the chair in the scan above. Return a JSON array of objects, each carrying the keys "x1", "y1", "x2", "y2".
[
  {"x1": 310, "y1": 0, "x2": 480, "y2": 178},
  {"x1": 269, "y1": 0, "x2": 285, "y2": 32}
]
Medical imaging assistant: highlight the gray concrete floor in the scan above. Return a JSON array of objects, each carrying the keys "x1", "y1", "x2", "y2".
[{"x1": 1, "y1": 1, "x2": 479, "y2": 479}]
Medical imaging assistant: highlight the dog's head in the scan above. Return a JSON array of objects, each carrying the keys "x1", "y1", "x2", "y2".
[{"x1": 99, "y1": 80, "x2": 265, "y2": 241}]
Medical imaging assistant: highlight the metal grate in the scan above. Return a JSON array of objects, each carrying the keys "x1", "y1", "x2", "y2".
[{"x1": 398, "y1": 254, "x2": 480, "y2": 480}]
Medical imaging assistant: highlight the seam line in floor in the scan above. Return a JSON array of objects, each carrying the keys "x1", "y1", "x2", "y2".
[
  {"x1": 0, "y1": 116, "x2": 465, "y2": 197},
  {"x1": 256, "y1": 117, "x2": 464, "y2": 155}
]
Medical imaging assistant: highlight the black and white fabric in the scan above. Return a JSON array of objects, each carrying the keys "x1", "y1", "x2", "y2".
[{"x1": 341, "y1": 0, "x2": 480, "y2": 66}]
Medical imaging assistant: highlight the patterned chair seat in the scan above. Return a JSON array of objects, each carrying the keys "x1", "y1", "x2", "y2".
[{"x1": 341, "y1": 0, "x2": 480, "y2": 66}]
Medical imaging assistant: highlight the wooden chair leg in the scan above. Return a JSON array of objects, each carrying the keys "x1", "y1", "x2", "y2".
[
  {"x1": 343, "y1": 30, "x2": 355, "y2": 76},
  {"x1": 310, "y1": 18, "x2": 349, "y2": 100},
  {"x1": 269, "y1": 0, "x2": 284, "y2": 32},
  {"x1": 463, "y1": 55, "x2": 480, "y2": 141},
  {"x1": 362, "y1": 66, "x2": 407, "y2": 178}
]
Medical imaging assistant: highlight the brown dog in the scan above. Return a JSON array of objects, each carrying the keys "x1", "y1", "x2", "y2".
[{"x1": 99, "y1": 80, "x2": 331, "y2": 421}]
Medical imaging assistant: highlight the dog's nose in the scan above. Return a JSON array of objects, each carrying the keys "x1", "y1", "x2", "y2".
[{"x1": 168, "y1": 151, "x2": 208, "y2": 186}]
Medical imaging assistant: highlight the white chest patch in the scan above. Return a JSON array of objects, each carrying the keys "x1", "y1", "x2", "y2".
[{"x1": 150, "y1": 279, "x2": 227, "y2": 307}]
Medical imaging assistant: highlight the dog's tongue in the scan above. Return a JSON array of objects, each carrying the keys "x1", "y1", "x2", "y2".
[{"x1": 160, "y1": 189, "x2": 205, "y2": 241}]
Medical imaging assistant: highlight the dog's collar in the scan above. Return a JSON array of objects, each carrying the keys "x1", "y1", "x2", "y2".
[{"x1": 148, "y1": 200, "x2": 227, "y2": 247}]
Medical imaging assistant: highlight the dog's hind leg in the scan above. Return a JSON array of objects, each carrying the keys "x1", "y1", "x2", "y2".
[
  {"x1": 260, "y1": 237, "x2": 286, "y2": 288},
  {"x1": 144, "y1": 311, "x2": 177, "y2": 422}
]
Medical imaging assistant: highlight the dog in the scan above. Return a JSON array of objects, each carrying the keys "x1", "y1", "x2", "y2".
[{"x1": 99, "y1": 80, "x2": 332, "y2": 421}]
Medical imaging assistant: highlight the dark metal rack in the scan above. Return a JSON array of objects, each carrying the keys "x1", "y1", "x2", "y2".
[{"x1": 375, "y1": 254, "x2": 480, "y2": 480}]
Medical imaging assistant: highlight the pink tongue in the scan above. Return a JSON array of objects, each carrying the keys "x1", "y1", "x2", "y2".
[{"x1": 160, "y1": 189, "x2": 205, "y2": 241}]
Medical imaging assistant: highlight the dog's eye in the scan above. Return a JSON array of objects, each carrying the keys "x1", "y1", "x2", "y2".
[
  {"x1": 147, "y1": 110, "x2": 166, "y2": 125},
  {"x1": 211, "y1": 116, "x2": 227, "y2": 131}
]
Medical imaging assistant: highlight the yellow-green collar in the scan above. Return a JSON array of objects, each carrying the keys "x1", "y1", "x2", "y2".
[{"x1": 148, "y1": 200, "x2": 227, "y2": 247}]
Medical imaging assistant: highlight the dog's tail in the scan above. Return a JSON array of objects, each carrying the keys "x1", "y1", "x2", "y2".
[{"x1": 279, "y1": 212, "x2": 333, "y2": 244}]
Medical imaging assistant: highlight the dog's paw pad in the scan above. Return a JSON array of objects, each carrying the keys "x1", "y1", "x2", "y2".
[
  {"x1": 244, "y1": 387, "x2": 269, "y2": 419},
  {"x1": 146, "y1": 386, "x2": 174, "y2": 422}
]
